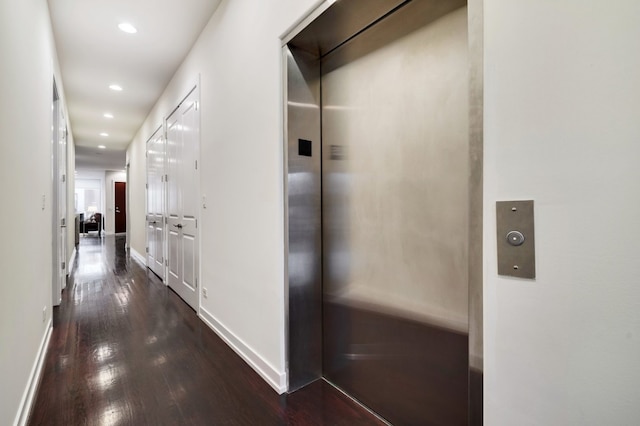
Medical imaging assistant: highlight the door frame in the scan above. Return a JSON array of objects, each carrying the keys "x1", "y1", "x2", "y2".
[{"x1": 126, "y1": 162, "x2": 130, "y2": 248}]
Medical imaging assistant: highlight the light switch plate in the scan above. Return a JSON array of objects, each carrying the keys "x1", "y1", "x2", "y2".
[{"x1": 496, "y1": 200, "x2": 536, "y2": 279}]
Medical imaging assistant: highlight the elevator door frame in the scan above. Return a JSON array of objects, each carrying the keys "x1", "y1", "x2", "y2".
[{"x1": 283, "y1": 0, "x2": 484, "y2": 423}]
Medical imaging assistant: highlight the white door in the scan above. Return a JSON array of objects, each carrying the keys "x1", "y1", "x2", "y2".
[
  {"x1": 52, "y1": 88, "x2": 67, "y2": 306},
  {"x1": 146, "y1": 127, "x2": 165, "y2": 280},
  {"x1": 166, "y1": 88, "x2": 199, "y2": 310},
  {"x1": 57, "y1": 109, "x2": 67, "y2": 292}
]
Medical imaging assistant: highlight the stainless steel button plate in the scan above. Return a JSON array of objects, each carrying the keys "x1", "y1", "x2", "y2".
[{"x1": 496, "y1": 200, "x2": 536, "y2": 279}]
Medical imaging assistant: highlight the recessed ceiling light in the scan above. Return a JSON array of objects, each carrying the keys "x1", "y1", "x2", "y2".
[
  {"x1": 98, "y1": 145, "x2": 106, "y2": 149},
  {"x1": 104, "y1": 113, "x2": 114, "y2": 119},
  {"x1": 100, "y1": 132, "x2": 109, "y2": 137},
  {"x1": 109, "y1": 84, "x2": 123, "y2": 91},
  {"x1": 118, "y1": 23, "x2": 137, "y2": 34}
]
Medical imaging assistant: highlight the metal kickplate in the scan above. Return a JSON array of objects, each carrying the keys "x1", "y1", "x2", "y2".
[{"x1": 496, "y1": 200, "x2": 536, "y2": 279}]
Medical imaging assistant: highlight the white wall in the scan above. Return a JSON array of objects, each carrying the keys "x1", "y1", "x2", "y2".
[
  {"x1": 127, "y1": 0, "x2": 319, "y2": 392},
  {"x1": 0, "y1": 0, "x2": 72, "y2": 423},
  {"x1": 105, "y1": 170, "x2": 127, "y2": 234},
  {"x1": 126, "y1": 125, "x2": 147, "y2": 253},
  {"x1": 484, "y1": 0, "x2": 640, "y2": 424}
]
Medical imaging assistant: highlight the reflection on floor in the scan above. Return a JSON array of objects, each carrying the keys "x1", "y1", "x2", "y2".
[{"x1": 28, "y1": 236, "x2": 382, "y2": 425}]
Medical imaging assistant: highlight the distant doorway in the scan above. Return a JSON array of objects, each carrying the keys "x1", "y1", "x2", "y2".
[{"x1": 115, "y1": 182, "x2": 127, "y2": 234}]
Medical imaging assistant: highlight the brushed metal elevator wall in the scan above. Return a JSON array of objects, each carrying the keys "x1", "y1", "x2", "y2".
[
  {"x1": 320, "y1": 6, "x2": 469, "y2": 424},
  {"x1": 322, "y1": 6, "x2": 469, "y2": 336},
  {"x1": 286, "y1": 0, "x2": 472, "y2": 423},
  {"x1": 286, "y1": 46, "x2": 322, "y2": 391}
]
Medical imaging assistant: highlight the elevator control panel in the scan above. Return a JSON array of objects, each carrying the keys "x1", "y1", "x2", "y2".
[{"x1": 496, "y1": 200, "x2": 536, "y2": 279}]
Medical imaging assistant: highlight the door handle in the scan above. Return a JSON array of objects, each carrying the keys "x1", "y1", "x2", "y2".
[{"x1": 173, "y1": 224, "x2": 183, "y2": 229}]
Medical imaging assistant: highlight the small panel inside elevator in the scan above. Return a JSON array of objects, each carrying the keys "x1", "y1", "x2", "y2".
[{"x1": 286, "y1": 1, "x2": 472, "y2": 424}]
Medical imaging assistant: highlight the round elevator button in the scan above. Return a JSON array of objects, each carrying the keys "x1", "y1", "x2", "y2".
[{"x1": 506, "y1": 230, "x2": 525, "y2": 246}]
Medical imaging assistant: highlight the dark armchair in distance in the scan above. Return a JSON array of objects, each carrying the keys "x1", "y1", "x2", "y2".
[{"x1": 83, "y1": 213, "x2": 103, "y2": 236}]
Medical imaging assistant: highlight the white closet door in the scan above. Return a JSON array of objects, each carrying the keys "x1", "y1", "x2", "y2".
[
  {"x1": 166, "y1": 88, "x2": 199, "y2": 310},
  {"x1": 146, "y1": 127, "x2": 165, "y2": 280}
]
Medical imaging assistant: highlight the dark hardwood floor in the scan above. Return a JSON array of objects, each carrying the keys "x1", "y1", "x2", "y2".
[{"x1": 28, "y1": 236, "x2": 383, "y2": 425}]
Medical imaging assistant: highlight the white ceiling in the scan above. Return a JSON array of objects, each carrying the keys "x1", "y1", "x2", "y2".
[{"x1": 48, "y1": 0, "x2": 222, "y2": 170}]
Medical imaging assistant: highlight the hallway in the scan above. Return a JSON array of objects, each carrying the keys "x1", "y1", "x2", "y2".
[{"x1": 28, "y1": 236, "x2": 382, "y2": 425}]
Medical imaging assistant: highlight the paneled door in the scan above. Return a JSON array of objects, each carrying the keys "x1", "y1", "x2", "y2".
[
  {"x1": 166, "y1": 87, "x2": 200, "y2": 310},
  {"x1": 114, "y1": 182, "x2": 126, "y2": 233},
  {"x1": 57, "y1": 107, "x2": 67, "y2": 295},
  {"x1": 146, "y1": 127, "x2": 165, "y2": 280},
  {"x1": 52, "y1": 82, "x2": 67, "y2": 307}
]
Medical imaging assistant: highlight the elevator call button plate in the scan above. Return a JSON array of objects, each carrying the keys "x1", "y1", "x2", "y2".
[{"x1": 496, "y1": 200, "x2": 535, "y2": 279}]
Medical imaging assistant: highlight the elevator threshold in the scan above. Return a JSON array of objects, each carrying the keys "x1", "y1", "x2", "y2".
[{"x1": 292, "y1": 378, "x2": 392, "y2": 426}]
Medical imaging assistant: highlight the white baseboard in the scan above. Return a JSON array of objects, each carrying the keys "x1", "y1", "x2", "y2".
[
  {"x1": 130, "y1": 247, "x2": 147, "y2": 266},
  {"x1": 67, "y1": 247, "x2": 77, "y2": 277},
  {"x1": 199, "y1": 307, "x2": 287, "y2": 394},
  {"x1": 14, "y1": 321, "x2": 52, "y2": 426}
]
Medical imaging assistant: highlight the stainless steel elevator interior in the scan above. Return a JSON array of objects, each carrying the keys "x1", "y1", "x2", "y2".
[{"x1": 285, "y1": 1, "x2": 482, "y2": 424}]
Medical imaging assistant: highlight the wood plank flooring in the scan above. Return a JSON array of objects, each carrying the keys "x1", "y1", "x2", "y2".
[{"x1": 28, "y1": 236, "x2": 382, "y2": 425}]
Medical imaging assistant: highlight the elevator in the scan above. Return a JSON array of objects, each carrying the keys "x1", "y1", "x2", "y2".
[{"x1": 284, "y1": 1, "x2": 483, "y2": 424}]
